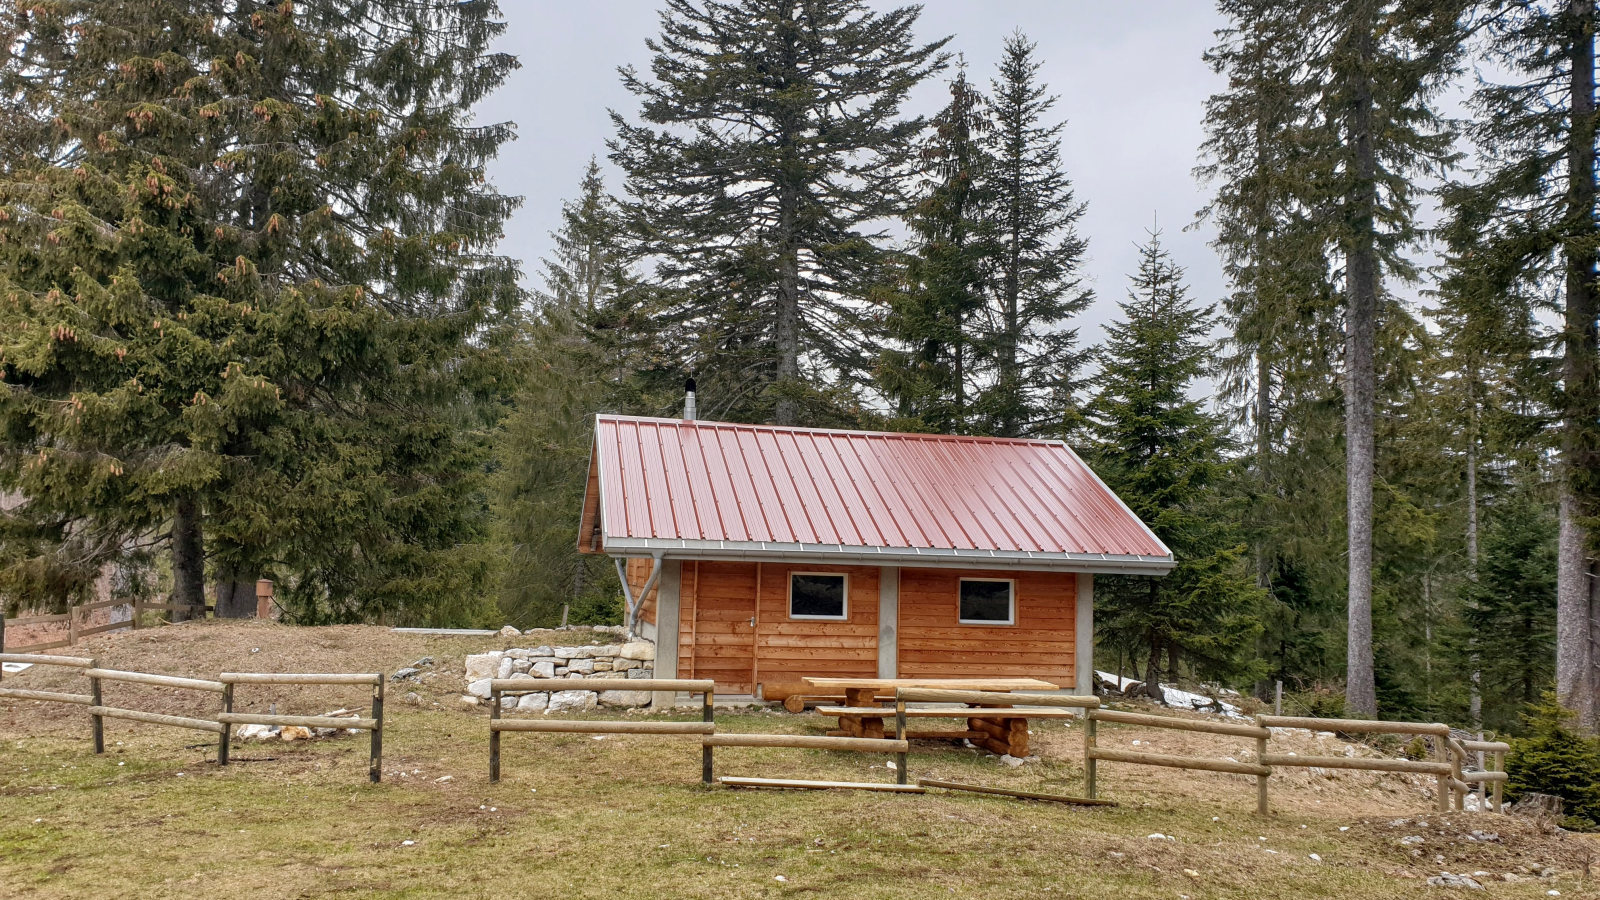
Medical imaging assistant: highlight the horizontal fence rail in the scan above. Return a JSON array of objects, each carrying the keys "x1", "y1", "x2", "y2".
[
  {"x1": 489, "y1": 677, "x2": 717, "y2": 785},
  {"x1": 218, "y1": 672, "x2": 385, "y2": 781}
]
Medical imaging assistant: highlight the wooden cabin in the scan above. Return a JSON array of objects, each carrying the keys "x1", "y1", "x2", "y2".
[{"x1": 577, "y1": 414, "x2": 1172, "y2": 702}]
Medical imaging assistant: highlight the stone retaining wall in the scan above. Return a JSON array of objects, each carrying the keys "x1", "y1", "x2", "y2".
[{"x1": 462, "y1": 638, "x2": 658, "y2": 711}]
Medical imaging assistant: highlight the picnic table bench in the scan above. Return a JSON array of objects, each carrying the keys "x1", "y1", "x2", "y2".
[{"x1": 802, "y1": 677, "x2": 1066, "y2": 757}]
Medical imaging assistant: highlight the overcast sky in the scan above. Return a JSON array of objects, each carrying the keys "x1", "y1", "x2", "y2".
[{"x1": 476, "y1": 1, "x2": 1230, "y2": 350}]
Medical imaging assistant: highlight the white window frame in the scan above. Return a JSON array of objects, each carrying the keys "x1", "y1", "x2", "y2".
[
  {"x1": 788, "y1": 571, "x2": 849, "y2": 621},
  {"x1": 958, "y1": 577, "x2": 1016, "y2": 626}
]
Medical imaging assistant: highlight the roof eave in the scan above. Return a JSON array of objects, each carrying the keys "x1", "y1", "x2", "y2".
[{"x1": 598, "y1": 537, "x2": 1176, "y2": 576}]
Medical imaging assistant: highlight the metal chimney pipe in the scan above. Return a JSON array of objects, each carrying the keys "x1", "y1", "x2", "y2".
[{"x1": 684, "y1": 377, "x2": 697, "y2": 421}]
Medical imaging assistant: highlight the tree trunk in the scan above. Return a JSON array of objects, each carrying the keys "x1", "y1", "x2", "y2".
[
  {"x1": 1556, "y1": 0, "x2": 1600, "y2": 731},
  {"x1": 772, "y1": 8, "x2": 802, "y2": 427},
  {"x1": 213, "y1": 578, "x2": 258, "y2": 619},
  {"x1": 1145, "y1": 638, "x2": 1165, "y2": 702},
  {"x1": 170, "y1": 496, "x2": 206, "y2": 623},
  {"x1": 1342, "y1": 0, "x2": 1380, "y2": 719},
  {"x1": 1467, "y1": 390, "x2": 1482, "y2": 728}
]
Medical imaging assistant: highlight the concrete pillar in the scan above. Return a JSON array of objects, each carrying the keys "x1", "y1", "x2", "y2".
[
  {"x1": 1075, "y1": 573, "x2": 1095, "y2": 699},
  {"x1": 652, "y1": 560, "x2": 682, "y2": 709},
  {"x1": 878, "y1": 566, "x2": 899, "y2": 679}
]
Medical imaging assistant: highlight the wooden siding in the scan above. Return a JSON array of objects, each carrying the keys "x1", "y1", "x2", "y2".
[
  {"x1": 678, "y1": 561, "x2": 879, "y2": 695},
  {"x1": 897, "y1": 568, "x2": 1076, "y2": 685}
]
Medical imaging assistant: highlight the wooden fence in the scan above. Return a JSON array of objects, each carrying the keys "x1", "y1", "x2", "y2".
[
  {"x1": 487, "y1": 677, "x2": 916, "y2": 791},
  {"x1": 0, "y1": 657, "x2": 383, "y2": 782},
  {"x1": 0, "y1": 599, "x2": 217, "y2": 655},
  {"x1": 218, "y1": 672, "x2": 385, "y2": 782},
  {"x1": 1077, "y1": 708, "x2": 1510, "y2": 814},
  {"x1": 488, "y1": 678, "x2": 716, "y2": 783}
]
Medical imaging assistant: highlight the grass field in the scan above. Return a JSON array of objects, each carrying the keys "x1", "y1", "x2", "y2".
[{"x1": 1, "y1": 622, "x2": 1593, "y2": 899}]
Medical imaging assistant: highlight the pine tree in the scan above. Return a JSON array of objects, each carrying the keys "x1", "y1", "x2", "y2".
[
  {"x1": 877, "y1": 68, "x2": 992, "y2": 433},
  {"x1": 609, "y1": 0, "x2": 948, "y2": 426},
  {"x1": 1089, "y1": 233, "x2": 1266, "y2": 697},
  {"x1": 975, "y1": 32, "x2": 1091, "y2": 439},
  {"x1": 0, "y1": 2, "x2": 522, "y2": 624},
  {"x1": 1442, "y1": 0, "x2": 1600, "y2": 730},
  {"x1": 1506, "y1": 693, "x2": 1600, "y2": 829}
]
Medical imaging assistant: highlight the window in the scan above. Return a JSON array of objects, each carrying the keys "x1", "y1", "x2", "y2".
[
  {"x1": 959, "y1": 578, "x2": 1015, "y2": 625},
  {"x1": 789, "y1": 573, "x2": 847, "y2": 620}
]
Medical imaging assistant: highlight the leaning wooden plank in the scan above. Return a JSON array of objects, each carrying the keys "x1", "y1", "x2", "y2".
[
  {"x1": 0, "y1": 687, "x2": 93, "y2": 705},
  {"x1": 1090, "y1": 708, "x2": 1270, "y2": 739},
  {"x1": 490, "y1": 720, "x2": 714, "y2": 735},
  {"x1": 896, "y1": 688, "x2": 1099, "y2": 708},
  {"x1": 1089, "y1": 747, "x2": 1271, "y2": 777},
  {"x1": 217, "y1": 712, "x2": 378, "y2": 731},
  {"x1": 5, "y1": 612, "x2": 72, "y2": 625},
  {"x1": 718, "y1": 776, "x2": 925, "y2": 793},
  {"x1": 90, "y1": 705, "x2": 224, "y2": 734},
  {"x1": 0, "y1": 652, "x2": 94, "y2": 667},
  {"x1": 804, "y1": 677, "x2": 1059, "y2": 690},
  {"x1": 917, "y1": 779, "x2": 1118, "y2": 806},
  {"x1": 704, "y1": 733, "x2": 909, "y2": 753},
  {"x1": 1255, "y1": 715, "x2": 1448, "y2": 736},
  {"x1": 1, "y1": 639, "x2": 74, "y2": 654},
  {"x1": 220, "y1": 673, "x2": 381, "y2": 685},
  {"x1": 86, "y1": 668, "x2": 225, "y2": 693},
  {"x1": 1259, "y1": 753, "x2": 1450, "y2": 775},
  {"x1": 816, "y1": 706, "x2": 1081, "y2": 719},
  {"x1": 488, "y1": 677, "x2": 714, "y2": 694}
]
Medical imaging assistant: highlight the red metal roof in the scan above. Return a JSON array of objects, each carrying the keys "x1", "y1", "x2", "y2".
[{"x1": 579, "y1": 415, "x2": 1173, "y2": 574}]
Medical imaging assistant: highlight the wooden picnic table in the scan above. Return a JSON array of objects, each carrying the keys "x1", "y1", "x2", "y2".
[{"x1": 802, "y1": 677, "x2": 1063, "y2": 757}]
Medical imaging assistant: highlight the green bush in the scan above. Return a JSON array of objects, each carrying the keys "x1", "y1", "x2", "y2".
[{"x1": 1505, "y1": 693, "x2": 1600, "y2": 831}]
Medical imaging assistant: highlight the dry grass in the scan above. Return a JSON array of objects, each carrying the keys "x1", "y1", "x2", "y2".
[{"x1": 1, "y1": 621, "x2": 1594, "y2": 899}]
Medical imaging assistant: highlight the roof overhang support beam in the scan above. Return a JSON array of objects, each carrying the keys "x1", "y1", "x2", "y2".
[{"x1": 616, "y1": 553, "x2": 664, "y2": 640}]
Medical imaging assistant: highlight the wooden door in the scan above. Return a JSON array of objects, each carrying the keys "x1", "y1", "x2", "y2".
[{"x1": 683, "y1": 561, "x2": 759, "y2": 694}]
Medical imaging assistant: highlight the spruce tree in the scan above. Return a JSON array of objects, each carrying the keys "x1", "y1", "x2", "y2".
[
  {"x1": 1442, "y1": 0, "x2": 1600, "y2": 730},
  {"x1": 0, "y1": 2, "x2": 522, "y2": 624},
  {"x1": 877, "y1": 68, "x2": 992, "y2": 434},
  {"x1": 609, "y1": 0, "x2": 948, "y2": 425},
  {"x1": 1202, "y1": 0, "x2": 1463, "y2": 715},
  {"x1": 493, "y1": 163, "x2": 647, "y2": 627},
  {"x1": 975, "y1": 32, "x2": 1091, "y2": 439},
  {"x1": 1089, "y1": 232, "x2": 1265, "y2": 697}
]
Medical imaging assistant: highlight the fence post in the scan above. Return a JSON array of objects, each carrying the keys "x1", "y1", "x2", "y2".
[
  {"x1": 1492, "y1": 748, "x2": 1504, "y2": 812},
  {"x1": 1256, "y1": 732, "x2": 1269, "y2": 815},
  {"x1": 489, "y1": 684, "x2": 502, "y2": 783},
  {"x1": 894, "y1": 697, "x2": 907, "y2": 786},
  {"x1": 254, "y1": 580, "x2": 274, "y2": 620},
  {"x1": 68, "y1": 606, "x2": 79, "y2": 648},
  {"x1": 1434, "y1": 735, "x2": 1450, "y2": 813},
  {"x1": 89, "y1": 659, "x2": 104, "y2": 754},
  {"x1": 1083, "y1": 714, "x2": 1097, "y2": 799},
  {"x1": 369, "y1": 675, "x2": 384, "y2": 783},
  {"x1": 0, "y1": 608, "x2": 7, "y2": 656},
  {"x1": 218, "y1": 682, "x2": 233, "y2": 766},
  {"x1": 1273, "y1": 680, "x2": 1282, "y2": 716},
  {"x1": 701, "y1": 686, "x2": 714, "y2": 785}
]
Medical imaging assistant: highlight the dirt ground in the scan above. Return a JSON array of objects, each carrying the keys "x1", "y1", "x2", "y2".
[{"x1": 1, "y1": 621, "x2": 1594, "y2": 899}]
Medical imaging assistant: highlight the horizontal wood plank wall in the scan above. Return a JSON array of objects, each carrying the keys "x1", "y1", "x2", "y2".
[
  {"x1": 678, "y1": 561, "x2": 880, "y2": 695},
  {"x1": 754, "y1": 563, "x2": 879, "y2": 692},
  {"x1": 897, "y1": 568, "x2": 1076, "y2": 683}
]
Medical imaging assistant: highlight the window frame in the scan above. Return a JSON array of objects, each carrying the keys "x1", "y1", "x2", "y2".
[
  {"x1": 957, "y1": 577, "x2": 1016, "y2": 626},
  {"x1": 787, "y1": 571, "x2": 849, "y2": 621}
]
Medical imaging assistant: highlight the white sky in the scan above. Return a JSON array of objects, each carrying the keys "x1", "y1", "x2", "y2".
[{"x1": 476, "y1": 1, "x2": 1230, "y2": 352}]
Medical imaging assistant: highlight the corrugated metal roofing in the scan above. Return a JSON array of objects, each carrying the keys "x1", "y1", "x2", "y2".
[{"x1": 579, "y1": 415, "x2": 1173, "y2": 574}]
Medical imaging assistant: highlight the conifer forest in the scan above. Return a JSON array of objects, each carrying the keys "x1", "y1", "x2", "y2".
[{"x1": 0, "y1": 0, "x2": 1597, "y2": 738}]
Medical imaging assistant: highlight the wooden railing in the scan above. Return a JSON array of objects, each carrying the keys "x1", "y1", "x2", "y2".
[
  {"x1": 219, "y1": 673, "x2": 386, "y2": 782},
  {"x1": 0, "y1": 598, "x2": 217, "y2": 654},
  {"x1": 489, "y1": 678, "x2": 715, "y2": 784}
]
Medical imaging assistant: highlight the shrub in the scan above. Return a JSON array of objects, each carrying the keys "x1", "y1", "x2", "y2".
[{"x1": 1505, "y1": 693, "x2": 1600, "y2": 831}]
